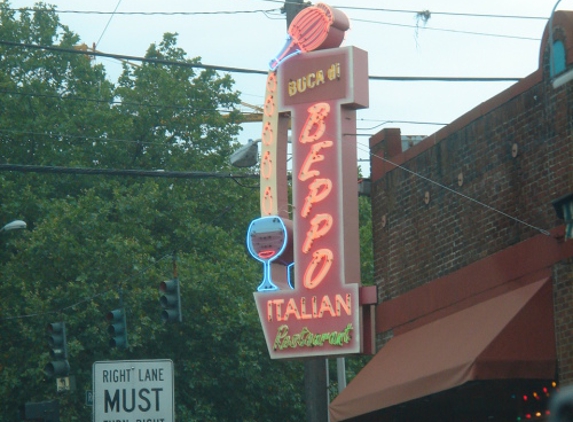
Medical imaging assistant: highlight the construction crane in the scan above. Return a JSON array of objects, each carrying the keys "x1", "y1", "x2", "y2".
[{"x1": 239, "y1": 101, "x2": 265, "y2": 123}]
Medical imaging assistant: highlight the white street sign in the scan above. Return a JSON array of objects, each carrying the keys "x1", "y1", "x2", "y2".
[{"x1": 93, "y1": 359, "x2": 174, "y2": 422}]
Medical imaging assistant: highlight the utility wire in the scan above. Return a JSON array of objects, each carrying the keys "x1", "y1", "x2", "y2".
[
  {"x1": 356, "y1": 119, "x2": 448, "y2": 131},
  {"x1": 11, "y1": 5, "x2": 546, "y2": 20},
  {"x1": 10, "y1": 5, "x2": 544, "y2": 40},
  {"x1": 9, "y1": 7, "x2": 282, "y2": 16},
  {"x1": 0, "y1": 164, "x2": 259, "y2": 179},
  {"x1": 333, "y1": 5, "x2": 548, "y2": 21},
  {"x1": 0, "y1": 128, "x2": 181, "y2": 147},
  {"x1": 353, "y1": 18, "x2": 541, "y2": 41},
  {"x1": 0, "y1": 89, "x2": 239, "y2": 114},
  {"x1": 356, "y1": 143, "x2": 551, "y2": 236},
  {"x1": 265, "y1": 1, "x2": 548, "y2": 20},
  {"x1": 95, "y1": 0, "x2": 122, "y2": 48},
  {"x1": 0, "y1": 40, "x2": 523, "y2": 82},
  {"x1": 0, "y1": 40, "x2": 268, "y2": 75}
]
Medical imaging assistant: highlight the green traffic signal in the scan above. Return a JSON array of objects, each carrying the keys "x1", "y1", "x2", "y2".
[{"x1": 106, "y1": 308, "x2": 128, "y2": 348}]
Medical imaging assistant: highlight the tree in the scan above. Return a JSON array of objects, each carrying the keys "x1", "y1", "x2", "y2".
[{"x1": 0, "y1": 2, "x2": 306, "y2": 420}]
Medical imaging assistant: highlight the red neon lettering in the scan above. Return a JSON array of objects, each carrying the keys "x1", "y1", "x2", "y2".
[
  {"x1": 262, "y1": 186, "x2": 273, "y2": 216},
  {"x1": 302, "y1": 213, "x2": 333, "y2": 253},
  {"x1": 301, "y1": 178, "x2": 332, "y2": 218},
  {"x1": 284, "y1": 298, "x2": 301, "y2": 321},
  {"x1": 312, "y1": 296, "x2": 318, "y2": 318},
  {"x1": 299, "y1": 103, "x2": 330, "y2": 144},
  {"x1": 267, "y1": 294, "x2": 351, "y2": 322},
  {"x1": 272, "y1": 299, "x2": 284, "y2": 320},
  {"x1": 261, "y1": 150, "x2": 273, "y2": 180},
  {"x1": 298, "y1": 140, "x2": 333, "y2": 181},
  {"x1": 335, "y1": 294, "x2": 352, "y2": 316},
  {"x1": 318, "y1": 295, "x2": 336, "y2": 318},
  {"x1": 300, "y1": 298, "x2": 313, "y2": 320},
  {"x1": 303, "y1": 248, "x2": 333, "y2": 289}
]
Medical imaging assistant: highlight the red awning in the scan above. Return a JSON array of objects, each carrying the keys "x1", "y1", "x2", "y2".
[{"x1": 329, "y1": 278, "x2": 556, "y2": 422}]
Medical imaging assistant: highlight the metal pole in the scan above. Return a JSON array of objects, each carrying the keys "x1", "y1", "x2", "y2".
[
  {"x1": 284, "y1": 0, "x2": 307, "y2": 28},
  {"x1": 304, "y1": 358, "x2": 329, "y2": 422},
  {"x1": 337, "y1": 357, "x2": 347, "y2": 392}
]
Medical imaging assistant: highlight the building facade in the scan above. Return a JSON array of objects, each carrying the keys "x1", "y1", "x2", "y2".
[{"x1": 331, "y1": 10, "x2": 573, "y2": 422}]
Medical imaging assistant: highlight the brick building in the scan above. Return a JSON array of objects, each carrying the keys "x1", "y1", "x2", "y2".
[{"x1": 331, "y1": 10, "x2": 573, "y2": 422}]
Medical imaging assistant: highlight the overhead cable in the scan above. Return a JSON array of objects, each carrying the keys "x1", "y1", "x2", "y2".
[
  {"x1": 0, "y1": 40, "x2": 523, "y2": 81},
  {"x1": 9, "y1": 7, "x2": 282, "y2": 16},
  {"x1": 355, "y1": 143, "x2": 551, "y2": 236},
  {"x1": 0, "y1": 163, "x2": 259, "y2": 179}
]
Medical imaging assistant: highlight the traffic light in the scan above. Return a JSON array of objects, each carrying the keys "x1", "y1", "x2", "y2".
[
  {"x1": 106, "y1": 308, "x2": 128, "y2": 348},
  {"x1": 45, "y1": 322, "x2": 70, "y2": 378},
  {"x1": 159, "y1": 279, "x2": 182, "y2": 323}
]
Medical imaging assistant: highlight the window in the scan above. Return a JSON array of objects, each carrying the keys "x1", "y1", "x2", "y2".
[{"x1": 552, "y1": 39, "x2": 567, "y2": 77}]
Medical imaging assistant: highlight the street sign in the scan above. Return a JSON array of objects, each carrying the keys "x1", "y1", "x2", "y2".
[
  {"x1": 56, "y1": 376, "x2": 71, "y2": 392},
  {"x1": 93, "y1": 359, "x2": 174, "y2": 422}
]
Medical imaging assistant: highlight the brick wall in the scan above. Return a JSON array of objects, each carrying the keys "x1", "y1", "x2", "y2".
[
  {"x1": 554, "y1": 258, "x2": 573, "y2": 385},
  {"x1": 369, "y1": 11, "x2": 573, "y2": 381},
  {"x1": 370, "y1": 73, "x2": 573, "y2": 303}
]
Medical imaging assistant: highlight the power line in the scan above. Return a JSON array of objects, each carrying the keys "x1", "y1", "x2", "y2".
[
  {"x1": 11, "y1": 4, "x2": 548, "y2": 21},
  {"x1": 0, "y1": 40, "x2": 523, "y2": 82},
  {"x1": 0, "y1": 40, "x2": 269, "y2": 75},
  {"x1": 0, "y1": 89, "x2": 238, "y2": 114},
  {"x1": 368, "y1": 75, "x2": 520, "y2": 82},
  {"x1": 0, "y1": 128, "x2": 207, "y2": 147},
  {"x1": 356, "y1": 119, "x2": 448, "y2": 131},
  {"x1": 332, "y1": 4, "x2": 548, "y2": 21},
  {"x1": 353, "y1": 18, "x2": 541, "y2": 41},
  {"x1": 355, "y1": 143, "x2": 551, "y2": 236},
  {"x1": 9, "y1": 7, "x2": 282, "y2": 16},
  {"x1": 11, "y1": 5, "x2": 545, "y2": 41},
  {"x1": 264, "y1": 1, "x2": 548, "y2": 20},
  {"x1": 0, "y1": 163, "x2": 259, "y2": 179},
  {"x1": 95, "y1": 0, "x2": 122, "y2": 47}
]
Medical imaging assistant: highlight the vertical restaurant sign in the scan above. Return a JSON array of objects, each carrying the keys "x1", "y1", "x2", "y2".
[{"x1": 252, "y1": 45, "x2": 369, "y2": 359}]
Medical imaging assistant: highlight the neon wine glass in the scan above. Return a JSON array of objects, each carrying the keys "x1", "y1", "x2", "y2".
[{"x1": 246, "y1": 216, "x2": 290, "y2": 292}]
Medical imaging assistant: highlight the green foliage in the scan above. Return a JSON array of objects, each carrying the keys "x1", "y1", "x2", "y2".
[
  {"x1": 359, "y1": 195, "x2": 374, "y2": 286},
  {"x1": 0, "y1": 2, "x2": 305, "y2": 421},
  {"x1": 0, "y1": 2, "x2": 375, "y2": 420}
]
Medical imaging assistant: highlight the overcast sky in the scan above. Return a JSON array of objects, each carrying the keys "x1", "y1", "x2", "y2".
[{"x1": 6, "y1": 0, "x2": 567, "y2": 174}]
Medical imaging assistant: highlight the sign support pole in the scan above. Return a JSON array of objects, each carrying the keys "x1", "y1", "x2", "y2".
[{"x1": 305, "y1": 358, "x2": 329, "y2": 422}]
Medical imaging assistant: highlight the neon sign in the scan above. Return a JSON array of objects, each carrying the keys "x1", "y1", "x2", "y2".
[
  {"x1": 249, "y1": 3, "x2": 369, "y2": 359},
  {"x1": 269, "y1": 3, "x2": 350, "y2": 70},
  {"x1": 246, "y1": 217, "x2": 292, "y2": 292}
]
